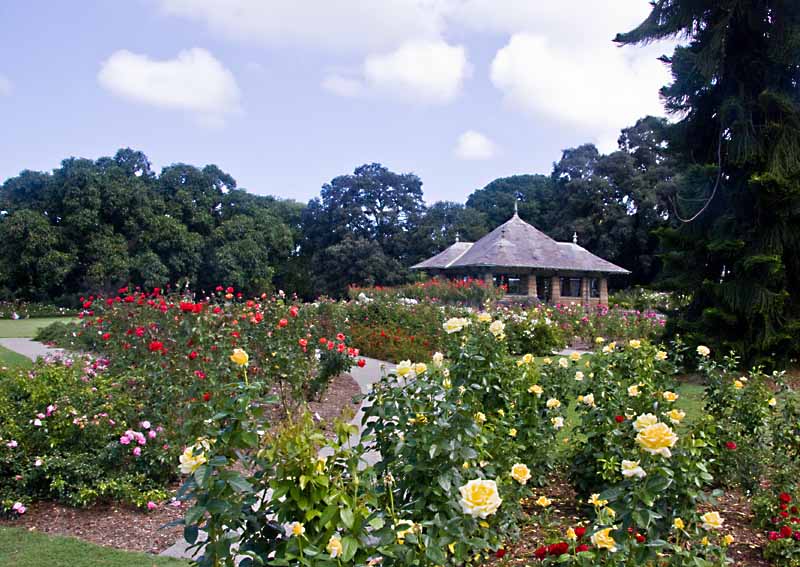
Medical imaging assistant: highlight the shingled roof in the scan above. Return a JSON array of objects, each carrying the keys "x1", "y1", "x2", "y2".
[{"x1": 411, "y1": 213, "x2": 629, "y2": 275}]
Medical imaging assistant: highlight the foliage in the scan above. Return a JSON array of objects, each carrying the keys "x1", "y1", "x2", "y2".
[
  {"x1": 0, "y1": 301, "x2": 74, "y2": 319},
  {"x1": 608, "y1": 287, "x2": 690, "y2": 314},
  {"x1": 617, "y1": 0, "x2": 800, "y2": 366},
  {"x1": 348, "y1": 277, "x2": 503, "y2": 306},
  {"x1": 0, "y1": 356, "x2": 177, "y2": 510}
]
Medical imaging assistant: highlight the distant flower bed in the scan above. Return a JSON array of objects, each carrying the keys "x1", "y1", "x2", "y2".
[
  {"x1": 348, "y1": 277, "x2": 504, "y2": 306},
  {"x1": 0, "y1": 301, "x2": 74, "y2": 319}
]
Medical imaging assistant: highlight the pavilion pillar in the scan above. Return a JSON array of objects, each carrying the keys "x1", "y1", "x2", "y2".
[
  {"x1": 580, "y1": 277, "x2": 589, "y2": 306},
  {"x1": 551, "y1": 275, "x2": 561, "y2": 305},
  {"x1": 484, "y1": 271, "x2": 493, "y2": 287},
  {"x1": 527, "y1": 272, "x2": 537, "y2": 298},
  {"x1": 600, "y1": 277, "x2": 609, "y2": 305}
]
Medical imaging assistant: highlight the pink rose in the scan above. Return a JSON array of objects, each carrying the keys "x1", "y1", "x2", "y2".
[
  {"x1": 133, "y1": 447, "x2": 142, "y2": 457},
  {"x1": 119, "y1": 436, "x2": 131, "y2": 445}
]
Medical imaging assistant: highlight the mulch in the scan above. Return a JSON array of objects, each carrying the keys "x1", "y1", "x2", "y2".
[
  {"x1": 488, "y1": 476, "x2": 772, "y2": 566},
  {"x1": 0, "y1": 371, "x2": 363, "y2": 554}
]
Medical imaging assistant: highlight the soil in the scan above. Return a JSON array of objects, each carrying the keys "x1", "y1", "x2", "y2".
[{"x1": 0, "y1": 371, "x2": 362, "y2": 555}]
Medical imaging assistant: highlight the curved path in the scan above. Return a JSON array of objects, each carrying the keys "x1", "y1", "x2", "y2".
[{"x1": 0, "y1": 337, "x2": 67, "y2": 360}]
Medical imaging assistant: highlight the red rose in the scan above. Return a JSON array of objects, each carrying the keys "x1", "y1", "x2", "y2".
[
  {"x1": 102, "y1": 333, "x2": 111, "y2": 341},
  {"x1": 298, "y1": 338, "x2": 308, "y2": 348},
  {"x1": 781, "y1": 526, "x2": 793, "y2": 538},
  {"x1": 357, "y1": 359, "x2": 366, "y2": 368},
  {"x1": 574, "y1": 527, "x2": 587, "y2": 538},
  {"x1": 188, "y1": 351, "x2": 198, "y2": 360},
  {"x1": 548, "y1": 542, "x2": 568, "y2": 556},
  {"x1": 215, "y1": 285, "x2": 223, "y2": 292},
  {"x1": 769, "y1": 531, "x2": 780, "y2": 541},
  {"x1": 83, "y1": 301, "x2": 92, "y2": 309},
  {"x1": 278, "y1": 318, "x2": 288, "y2": 328},
  {"x1": 226, "y1": 286, "x2": 234, "y2": 293},
  {"x1": 203, "y1": 392, "x2": 211, "y2": 402},
  {"x1": 780, "y1": 493, "x2": 793, "y2": 503},
  {"x1": 781, "y1": 511, "x2": 790, "y2": 518},
  {"x1": 289, "y1": 306, "x2": 299, "y2": 317},
  {"x1": 336, "y1": 333, "x2": 346, "y2": 341},
  {"x1": 725, "y1": 441, "x2": 737, "y2": 450},
  {"x1": 635, "y1": 533, "x2": 646, "y2": 543},
  {"x1": 615, "y1": 415, "x2": 624, "y2": 423},
  {"x1": 319, "y1": 338, "x2": 328, "y2": 345},
  {"x1": 149, "y1": 341, "x2": 163, "y2": 352},
  {"x1": 495, "y1": 549, "x2": 506, "y2": 559},
  {"x1": 576, "y1": 544, "x2": 589, "y2": 552},
  {"x1": 534, "y1": 546, "x2": 547, "y2": 559}
]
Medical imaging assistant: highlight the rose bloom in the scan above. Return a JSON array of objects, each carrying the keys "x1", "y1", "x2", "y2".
[
  {"x1": 546, "y1": 398, "x2": 561, "y2": 409},
  {"x1": 662, "y1": 391, "x2": 679, "y2": 402},
  {"x1": 230, "y1": 349, "x2": 249, "y2": 367},
  {"x1": 287, "y1": 522, "x2": 305, "y2": 537},
  {"x1": 458, "y1": 479, "x2": 502, "y2": 518},
  {"x1": 432, "y1": 352, "x2": 444, "y2": 367},
  {"x1": 591, "y1": 527, "x2": 618, "y2": 552},
  {"x1": 629, "y1": 339, "x2": 641, "y2": 349},
  {"x1": 535, "y1": 495, "x2": 552, "y2": 508},
  {"x1": 636, "y1": 422, "x2": 678, "y2": 458},
  {"x1": 551, "y1": 416, "x2": 564, "y2": 429},
  {"x1": 510, "y1": 463, "x2": 531, "y2": 485},
  {"x1": 326, "y1": 535, "x2": 343, "y2": 558},
  {"x1": 656, "y1": 350, "x2": 668, "y2": 361},
  {"x1": 700, "y1": 511, "x2": 724, "y2": 530},
  {"x1": 666, "y1": 409, "x2": 686, "y2": 424},
  {"x1": 477, "y1": 312, "x2": 492, "y2": 323},
  {"x1": 575, "y1": 371, "x2": 584, "y2": 381},
  {"x1": 474, "y1": 412, "x2": 487, "y2": 424},
  {"x1": 443, "y1": 317, "x2": 469, "y2": 334},
  {"x1": 179, "y1": 445, "x2": 207, "y2": 475},
  {"x1": 396, "y1": 360, "x2": 413, "y2": 377},
  {"x1": 633, "y1": 413, "x2": 658, "y2": 432},
  {"x1": 528, "y1": 384, "x2": 544, "y2": 397},
  {"x1": 628, "y1": 384, "x2": 641, "y2": 397},
  {"x1": 489, "y1": 320, "x2": 505, "y2": 337},
  {"x1": 414, "y1": 362, "x2": 427, "y2": 375},
  {"x1": 519, "y1": 353, "x2": 534, "y2": 365},
  {"x1": 697, "y1": 345, "x2": 711, "y2": 357},
  {"x1": 673, "y1": 518, "x2": 685, "y2": 530},
  {"x1": 558, "y1": 358, "x2": 569, "y2": 368},
  {"x1": 621, "y1": 459, "x2": 647, "y2": 479}
]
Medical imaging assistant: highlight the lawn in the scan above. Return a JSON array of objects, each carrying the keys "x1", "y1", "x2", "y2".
[
  {"x1": 0, "y1": 317, "x2": 74, "y2": 338},
  {"x1": 0, "y1": 344, "x2": 32, "y2": 369},
  {"x1": 0, "y1": 527, "x2": 190, "y2": 567}
]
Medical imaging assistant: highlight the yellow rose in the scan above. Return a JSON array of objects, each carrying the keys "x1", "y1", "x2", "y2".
[
  {"x1": 701, "y1": 536, "x2": 709, "y2": 545},
  {"x1": 510, "y1": 463, "x2": 531, "y2": 485},
  {"x1": 521, "y1": 353, "x2": 534, "y2": 365},
  {"x1": 546, "y1": 398, "x2": 561, "y2": 409},
  {"x1": 697, "y1": 345, "x2": 710, "y2": 357},
  {"x1": 733, "y1": 380, "x2": 744, "y2": 390},
  {"x1": 458, "y1": 479, "x2": 502, "y2": 518},
  {"x1": 575, "y1": 371, "x2": 584, "y2": 381},
  {"x1": 768, "y1": 397, "x2": 777, "y2": 407},
  {"x1": 558, "y1": 357, "x2": 569, "y2": 368},
  {"x1": 542, "y1": 357, "x2": 552, "y2": 365},
  {"x1": 528, "y1": 384, "x2": 544, "y2": 397},
  {"x1": 414, "y1": 362, "x2": 427, "y2": 375},
  {"x1": 700, "y1": 511, "x2": 724, "y2": 530},
  {"x1": 326, "y1": 534, "x2": 343, "y2": 557},
  {"x1": 570, "y1": 352, "x2": 581, "y2": 361},
  {"x1": 535, "y1": 495, "x2": 552, "y2": 508},
  {"x1": 508, "y1": 428, "x2": 517, "y2": 438},
  {"x1": 582, "y1": 393, "x2": 596, "y2": 407},
  {"x1": 489, "y1": 320, "x2": 505, "y2": 337},
  {"x1": 591, "y1": 527, "x2": 617, "y2": 552},
  {"x1": 474, "y1": 412, "x2": 487, "y2": 424},
  {"x1": 566, "y1": 527, "x2": 577, "y2": 540},
  {"x1": 287, "y1": 521, "x2": 305, "y2": 537},
  {"x1": 396, "y1": 360, "x2": 413, "y2": 376},
  {"x1": 666, "y1": 409, "x2": 686, "y2": 424},
  {"x1": 477, "y1": 312, "x2": 492, "y2": 323},
  {"x1": 629, "y1": 339, "x2": 641, "y2": 349},
  {"x1": 662, "y1": 391, "x2": 679, "y2": 402},
  {"x1": 588, "y1": 493, "x2": 608, "y2": 507},
  {"x1": 443, "y1": 317, "x2": 470, "y2": 334},
  {"x1": 655, "y1": 350, "x2": 668, "y2": 361},
  {"x1": 432, "y1": 352, "x2": 444, "y2": 367},
  {"x1": 723, "y1": 534, "x2": 734, "y2": 545},
  {"x1": 230, "y1": 348, "x2": 249, "y2": 366},
  {"x1": 551, "y1": 416, "x2": 564, "y2": 429},
  {"x1": 595, "y1": 336, "x2": 605, "y2": 344},
  {"x1": 633, "y1": 413, "x2": 658, "y2": 432},
  {"x1": 179, "y1": 445, "x2": 207, "y2": 475},
  {"x1": 628, "y1": 384, "x2": 641, "y2": 397},
  {"x1": 621, "y1": 459, "x2": 646, "y2": 479},
  {"x1": 636, "y1": 422, "x2": 678, "y2": 458},
  {"x1": 673, "y1": 517, "x2": 685, "y2": 530},
  {"x1": 442, "y1": 377, "x2": 452, "y2": 389}
]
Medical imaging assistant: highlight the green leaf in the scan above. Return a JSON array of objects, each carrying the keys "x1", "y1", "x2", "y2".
[
  {"x1": 341, "y1": 536, "x2": 358, "y2": 562},
  {"x1": 185, "y1": 505, "x2": 206, "y2": 526},
  {"x1": 340, "y1": 507, "x2": 355, "y2": 529}
]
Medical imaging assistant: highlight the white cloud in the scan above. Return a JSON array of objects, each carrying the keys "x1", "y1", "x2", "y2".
[
  {"x1": 323, "y1": 40, "x2": 469, "y2": 105},
  {"x1": 157, "y1": 0, "x2": 445, "y2": 53},
  {"x1": 0, "y1": 75, "x2": 11, "y2": 96},
  {"x1": 454, "y1": 130, "x2": 497, "y2": 160},
  {"x1": 98, "y1": 48, "x2": 241, "y2": 125},
  {"x1": 490, "y1": 33, "x2": 670, "y2": 149}
]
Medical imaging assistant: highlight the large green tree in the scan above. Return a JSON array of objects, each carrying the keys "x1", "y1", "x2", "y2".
[{"x1": 617, "y1": 0, "x2": 800, "y2": 363}]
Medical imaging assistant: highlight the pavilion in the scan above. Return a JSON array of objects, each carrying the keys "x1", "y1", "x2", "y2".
[{"x1": 411, "y1": 210, "x2": 629, "y2": 306}]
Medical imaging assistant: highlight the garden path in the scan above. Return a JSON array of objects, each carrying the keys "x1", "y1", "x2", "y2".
[
  {"x1": 0, "y1": 337, "x2": 67, "y2": 360},
  {"x1": 159, "y1": 356, "x2": 394, "y2": 561}
]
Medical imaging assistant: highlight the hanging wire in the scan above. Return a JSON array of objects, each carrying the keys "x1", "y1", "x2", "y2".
[{"x1": 671, "y1": 126, "x2": 724, "y2": 223}]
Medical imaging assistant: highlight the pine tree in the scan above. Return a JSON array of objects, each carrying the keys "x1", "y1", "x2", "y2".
[{"x1": 617, "y1": 1, "x2": 800, "y2": 364}]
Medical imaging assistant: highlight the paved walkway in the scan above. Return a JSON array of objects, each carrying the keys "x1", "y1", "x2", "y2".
[
  {"x1": 0, "y1": 337, "x2": 67, "y2": 360},
  {"x1": 159, "y1": 356, "x2": 394, "y2": 561}
]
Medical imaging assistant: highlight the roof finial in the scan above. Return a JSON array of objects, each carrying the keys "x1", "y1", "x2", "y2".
[
  {"x1": 513, "y1": 199, "x2": 519, "y2": 216},
  {"x1": 455, "y1": 231, "x2": 460, "y2": 243},
  {"x1": 572, "y1": 231, "x2": 578, "y2": 244}
]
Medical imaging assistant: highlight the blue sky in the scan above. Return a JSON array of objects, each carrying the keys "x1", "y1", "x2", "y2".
[{"x1": 0, "y1": 1, "x2": 674, "y2": 204}]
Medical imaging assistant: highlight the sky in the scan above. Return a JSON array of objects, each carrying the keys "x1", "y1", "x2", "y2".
[{"x1": 0, "y1": 1, "x2": 676, "y2": 204}]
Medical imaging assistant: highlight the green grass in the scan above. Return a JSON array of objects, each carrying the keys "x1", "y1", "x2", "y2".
[
  {"x1": 0, "y1": 345, "x2": 32, "y2": 369},
  {"x1": 0, "y1": 317, "x2": 75, "y2": 338},
  {"x1": 0, "y1": 527, "x2": 190, "y2": 567}
]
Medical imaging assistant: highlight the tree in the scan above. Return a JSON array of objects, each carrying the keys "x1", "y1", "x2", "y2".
[
  {"x1": 617, "y1": 0, "x2": 800, "y2": 364},
  {"x1": 311, "y1": 236, "x2": 406, "y2": 296},
  {"x1": 465, "y1": 174, "x2": 554, "y2": 229},
  {"x1": 408, "y1": 202, "x2": 488, "y2": 263}
]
